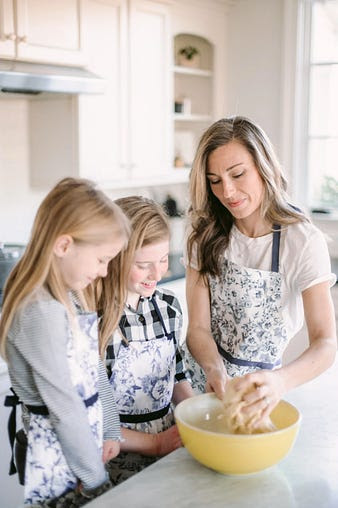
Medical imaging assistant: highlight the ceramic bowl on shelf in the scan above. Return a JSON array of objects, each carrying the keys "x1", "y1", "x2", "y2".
[{"x1": 174, "y1": 393, "x2": 301, "y2": 475}]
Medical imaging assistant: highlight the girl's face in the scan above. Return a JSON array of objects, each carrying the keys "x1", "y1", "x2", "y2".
[
  {"x1": 127, "y1": 239, "x2": 169, "y2": 306},
  {"x1": 206, "y1": 140, "x2": 266, "y2": 224},
  {"x1": 56, "y1": 237, "x2": 125, "y2": 291}
]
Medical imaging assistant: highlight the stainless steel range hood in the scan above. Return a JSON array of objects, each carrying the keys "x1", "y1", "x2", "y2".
[{"x1": 0, "y1": 60, "x2": 105, "y2": 95}]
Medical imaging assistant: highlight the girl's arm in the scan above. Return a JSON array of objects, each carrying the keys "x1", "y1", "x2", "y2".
[
  {"x1": 98, "y1": 358, "x2": 121, "y2": 462},
  {"x1": 172, "y1": 380, "x2": 195, "y2": 405},
  {"x1": 186, "y1": 266, "x2": 228, "y2": 398},
  {"x1": 15, "y1": 299, "x2": 109, "y2": 490},
  {"x1": 237, "y1": 281, "x2": 337, "y2": 415},
  {"x1": 98, "y1": 358, "x2": 121, "y2": 442},
  {"x1": 120, "y1": 426, "x2": 182, "y2": 456}
]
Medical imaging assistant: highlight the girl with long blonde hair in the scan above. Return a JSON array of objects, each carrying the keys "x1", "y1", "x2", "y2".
[
  {"x1": 1, "y1": 177, "x2": 130, "y2": 506},
  {"x1": 98, "y1": 196, "x2": 194, "y2": 485}
]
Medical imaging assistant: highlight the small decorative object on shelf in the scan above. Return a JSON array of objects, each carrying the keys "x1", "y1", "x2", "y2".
[
  {"x1": 174, "y1": 155, "x2": 185, "y2": 168},
  {"x1": 174, "y1": 96, "x2": 192, "y2": 115},
  {"x1": 177, "y1": 45, "x2": 200, "y2": 68}
]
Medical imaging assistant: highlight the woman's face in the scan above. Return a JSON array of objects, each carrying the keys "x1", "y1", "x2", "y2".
[{"x1": 206, "y1": 140, "x2": 265, "y2": 223}]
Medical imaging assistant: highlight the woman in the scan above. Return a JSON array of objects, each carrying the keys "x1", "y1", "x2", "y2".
[{"x1": 185, "y1": 116, "x2": 336, "y2": 420}]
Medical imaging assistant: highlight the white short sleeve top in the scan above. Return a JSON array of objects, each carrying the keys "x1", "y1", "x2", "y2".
[{"x1": 184, "y1": 221, "x2": 336, "y2": 340}]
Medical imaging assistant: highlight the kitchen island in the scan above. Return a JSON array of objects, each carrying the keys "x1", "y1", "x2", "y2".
[{"x1": 88, "y1": 360, "x2": 338, "y2": 508}]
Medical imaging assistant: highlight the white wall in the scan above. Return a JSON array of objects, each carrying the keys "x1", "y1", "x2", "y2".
[
  {"x1": 225, "y1": 0, "x2": 285, "y2": 162},
  {"x1": 0, "y1": 99, "x2": 46, "y2": 244}
]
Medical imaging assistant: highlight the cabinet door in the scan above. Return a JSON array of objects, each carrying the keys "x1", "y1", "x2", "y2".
[
  {"x1": 77, "y1": 0, "x2": 128, "y2": 184},
  {"x1": 128, "y1": 0, "x2": 172, "y2": 180},
  {"x1": 15, "y1": 0, "x2": 85, "y2": 66},
  {"x1": 0, "y1": 0, "x2": 15, "y2": 58}
]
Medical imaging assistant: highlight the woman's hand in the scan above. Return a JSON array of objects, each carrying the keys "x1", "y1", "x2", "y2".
[
  {"x1": 154, "y1": 425, "x2": 182, "y2": 456},
  {"x1": 102, "y1": 439, "x2": 120, "y2": 463},
  {"x1": 233, "y1": 369, "x2": 287, "y2": 418},
  {"x1": 205, "y1": 364, "x2": 229, "y2": 400}
]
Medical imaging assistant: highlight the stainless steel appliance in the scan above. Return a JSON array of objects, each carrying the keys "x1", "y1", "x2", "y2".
[
  {"x1": 0, "y1": 60, "x2": 105, "y2": 95},
  {"x1": 0, "y1": 243, "x2": 26, "y2": 306}
]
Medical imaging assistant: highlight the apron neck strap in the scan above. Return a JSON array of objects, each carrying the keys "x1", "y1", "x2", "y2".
[
  {"x1": 151, "y1": 296, "x2": 173, "y2": 340},
  {"x1": 271, "y1": 225, "x2": 281, "y2": 273}
]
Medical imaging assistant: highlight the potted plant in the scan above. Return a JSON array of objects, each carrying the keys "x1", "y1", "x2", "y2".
[{"x1": 177, "y1": 45, "x2": 200, "y2": 68}]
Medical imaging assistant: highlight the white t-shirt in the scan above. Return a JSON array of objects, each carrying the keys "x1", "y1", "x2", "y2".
[{"x1": 185, "y1": 221, "x2": 336, "y2": 341}]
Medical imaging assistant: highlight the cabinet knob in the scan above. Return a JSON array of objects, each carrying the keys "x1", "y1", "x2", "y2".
[
  {"x1": 17, "y1": 35, "x2": 28, "y2": 44},
  {"x1": 5, "y1": 33, "x2": 16, "y2": 41}
]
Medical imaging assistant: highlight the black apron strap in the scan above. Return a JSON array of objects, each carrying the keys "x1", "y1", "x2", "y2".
[
  {"x1": 217, "y1": 344, "x2": 281, "y2": 370},
  {"x1": 119, "y1": 403, "x2": 170, "y2": 423},
  {"x1": 151, "y1": 296, "x2": 175, "y2": 341},
  {"x1": 4, "y1": 388, "x2": 21, "y2": 475},
  {"x1": 271, "y1": 225, "x2": 281, "y2": 273}
]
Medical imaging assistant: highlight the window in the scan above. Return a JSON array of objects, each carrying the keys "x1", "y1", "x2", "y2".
[{"x1": 307, "y1": 0, "x2": 338, "y2": 211}]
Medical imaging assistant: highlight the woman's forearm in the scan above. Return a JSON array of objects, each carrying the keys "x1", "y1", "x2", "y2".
[
  {"x1": 187, "y1": 325, "x2": 224, "y2": 376},
  {"x1": 280, "y1": 336, "x2": 336, "y2": 392}
]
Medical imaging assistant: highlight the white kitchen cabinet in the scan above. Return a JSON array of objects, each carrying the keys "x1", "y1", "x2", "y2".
[
  {"x1": 30, "y1": 0, "x2": 173, "y2": 188},
  {"x1": 0, "y1": 0, "x2": 85, "y2": 66},
  {"x1": 79, "y1": 0, "x2": 172, "y2": 184},
  {"x1": 128, "y1": 0, "x2": 172, "y2": 181},
  {"x1": 0, "y1": 0, "x2": 16, "y2": 58}
]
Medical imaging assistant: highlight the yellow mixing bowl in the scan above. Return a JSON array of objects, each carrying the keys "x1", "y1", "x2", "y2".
[{"x1": 174, "y1": 393, "x2": 301, "y2": 475}]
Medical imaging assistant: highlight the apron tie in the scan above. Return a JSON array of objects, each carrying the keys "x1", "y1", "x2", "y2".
[
  {"x1": 4, "y1": 390, "x2": 99, "y2": 476},
  {"x1": 119, "y1": 403, "x2": 171, "y2": 423},
  {"x1": 217, "y1": 344, "x2": 281, "y2": 370},
  {"x1": 4, "y1": 388, "x2": 21, "y2": 475}
]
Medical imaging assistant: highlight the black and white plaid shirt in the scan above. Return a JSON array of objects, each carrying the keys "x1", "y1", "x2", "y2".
[{"x1": 106, "y1": 288, "x2": 188, "y2": 383}]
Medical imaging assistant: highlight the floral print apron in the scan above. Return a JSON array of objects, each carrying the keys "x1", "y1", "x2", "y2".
[
  {"x1": 107, "y1": 297, "x2": 176, "y2": 484},
  {"x1": 188, "y1": 227, "x2": 288, "y2": 392},
  {"x1": 24, "y1": 311, "x2": 103, "y2": 505}
]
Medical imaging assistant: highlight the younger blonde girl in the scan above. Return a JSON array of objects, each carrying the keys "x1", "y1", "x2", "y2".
[{"x1": 1, "y1": 177, "x2": 130, "y2": 506}]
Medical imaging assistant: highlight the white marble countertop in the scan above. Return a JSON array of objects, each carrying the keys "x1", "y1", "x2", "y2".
[{"x1": 88, "y1": 360, "x2": 338, "y2": 508}]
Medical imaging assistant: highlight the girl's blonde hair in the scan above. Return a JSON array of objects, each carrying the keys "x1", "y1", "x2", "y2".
[
  {"x1": 188, "y1": 116, "x2": 308, "y2": 277},
  {"x1": 98, "y1": 196, "x2": 170, "y2": 355},
  {"x1": 0, "y1": 177, "x2": 130, "y2": 359}
]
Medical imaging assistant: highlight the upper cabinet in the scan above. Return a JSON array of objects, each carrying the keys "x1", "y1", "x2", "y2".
[
  {"x1": 78, "y1": 0, "x2": 172, "y2": 185},
  {"x1": 30, "y1": 0, "x2": 173, "y2": 188},
  {"x1": 27, "y1": 0, "x2": 228, "y2": 189},
  {"x1": 128, "y1": 0, "x2": 172, "y2": 181},
  {"x1": 0, "y1": 0, "x2": 16, "y2": 58},
  {"x1": 0, "y1": 0, "x2": 85, "y2": 66}
]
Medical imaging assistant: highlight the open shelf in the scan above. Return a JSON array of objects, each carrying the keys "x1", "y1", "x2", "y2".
[{"x1": 173, "y1": 65, "x2": 212, "y2": 78}]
